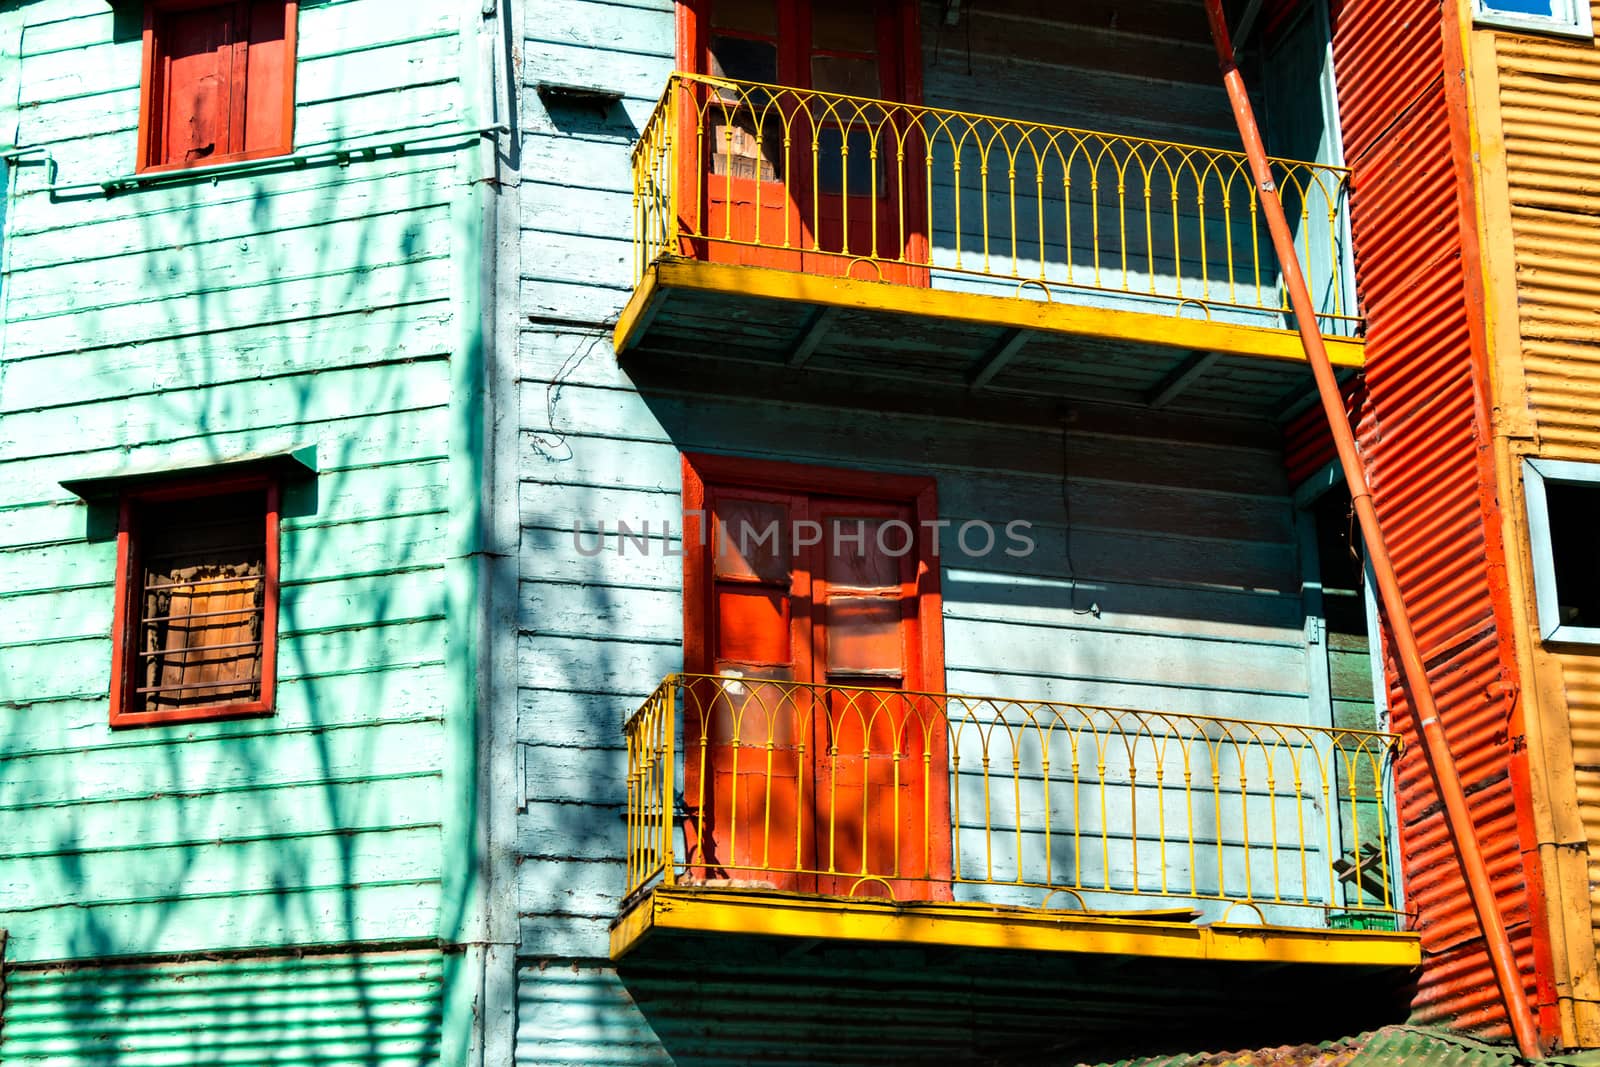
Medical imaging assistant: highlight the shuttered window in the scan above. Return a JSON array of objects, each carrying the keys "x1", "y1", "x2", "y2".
[
  {"x1": 111, "y1": 477, "x2": 281, "y2": 727},
  {"x1": 137, "y1": 0, "x2": 298, "y2": 173}
]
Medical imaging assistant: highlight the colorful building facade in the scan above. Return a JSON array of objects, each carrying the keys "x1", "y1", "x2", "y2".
[
  {"x1": 518, "y1": 0, "x2": 1413, "y2": 1062},
  {"x1": 4, "y1": 0, "x2": 1600, "y2": 1063},
  {"x1": 0, "y1": 0, "x2": 516, "y2": 1060}
]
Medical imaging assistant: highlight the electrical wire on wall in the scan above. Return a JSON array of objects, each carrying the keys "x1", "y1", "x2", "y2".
[
  {"x1": 527, "y1": 311, "x2": 619, "y2": 463},
  {"x1": 1060, "y1": 415, "x2": 1101, "y2": 618},
  {"x1": 932, "y1": 0, "x2": 974, "y2": 75}
]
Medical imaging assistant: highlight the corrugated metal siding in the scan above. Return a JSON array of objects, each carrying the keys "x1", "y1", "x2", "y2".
[
  {"x1": 0, "y1": 950, "x2": 445, "y2": 1065},
  {"x1": 1282, "y1": 381, "x2": 1368, "y2": 488},
  {"x1": 1331, "y1": 0, "x2": 1536, "y2": 1041},
  {"x1": 1492, "y1": 10, "x2": 1600, "y2": 960},
  {"x1": 1083, "y1": 1024, "x2": 1521, "y2": 1067}
]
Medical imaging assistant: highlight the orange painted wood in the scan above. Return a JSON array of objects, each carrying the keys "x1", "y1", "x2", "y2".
[
  {"x1": 681, "y1": 453, "x2": 950, "y2": 900},
  {"x1": 679, "y1": 0, "x2": 927, "y2": 283},
  {"x1": 137, "y1": 0, "x2": 296, "y2": 174}
]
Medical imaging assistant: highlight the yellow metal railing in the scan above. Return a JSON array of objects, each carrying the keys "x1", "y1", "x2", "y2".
[
  {"x1": 632, "y1": 73, "x2": 1360, "y2": 335},
  {"x1": 624, "y1": 675, "x2": 1403, "y2": 928}
]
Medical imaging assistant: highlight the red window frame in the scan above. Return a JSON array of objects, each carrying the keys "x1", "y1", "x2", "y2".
[
  {"x1": 109, "y1": 473, "x2": 282, "y2": 728},
  {"x1": 136, "y1": 0, "x2": 298, "y2": 174},
  {"x1": 673, "y1": 0, "x2": 930, "y2": 280}
]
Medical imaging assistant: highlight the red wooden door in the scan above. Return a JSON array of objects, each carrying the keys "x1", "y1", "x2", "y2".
[
  {"x1": 799, "y1": 3, "x2": 923, "y2": 283},
  {"x1": 686, "y1": 476, "x2": 949, "y2": 900},
  {"x1": 696, "y1": 2, "x2": 806, "y2": 271},
  {"x1": 684, "y1": 0, "x2": 927, "y2": 283},
  {"x1": 688, "y1": 488, "x2": 814, "y2": 888},
  {"x1": 810, "y1": 500, "x2": 938, "y2": 898}
]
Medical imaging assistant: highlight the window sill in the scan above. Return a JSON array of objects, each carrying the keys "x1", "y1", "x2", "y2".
[
  {"x1": 1539, "y1": 623, "x2": 1600, "y2": 646},
  {"x1": 1473, "y1": 11, "x2": 1593, "y2": 40},
  {"x1": 135, "y1": 143, "x2": 295, "y2": 177},
  {"x1": 110, "y1": 698, "x2": 275, "y2": 730}
]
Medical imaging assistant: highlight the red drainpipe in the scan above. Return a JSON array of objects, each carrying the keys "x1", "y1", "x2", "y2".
[{"x1": 1198, "y1": 2, "x2": 1542, "y2": 1058}]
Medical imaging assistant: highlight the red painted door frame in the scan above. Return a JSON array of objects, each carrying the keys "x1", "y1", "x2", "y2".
[
  {"x1": 675, "y1": 0, "x2": 929, "y2": 283},
  {"x1": 681, "y1": 453, "x2": 950, "y2": 899}
]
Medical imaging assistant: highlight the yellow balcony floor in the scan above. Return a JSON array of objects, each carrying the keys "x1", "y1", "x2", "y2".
[
  {"x1": 613, "y1": 884, "x2": 1418, "y2": 969},
  {"x1": 615, "y1": 259, "x2": 1363, "y2": 418},
  {"x1": 613, "y1": 885, "x2": 1420, "y2": 1065}
]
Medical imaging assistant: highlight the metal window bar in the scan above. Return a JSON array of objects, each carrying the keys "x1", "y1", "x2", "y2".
[
  {"x1": 137, "y1": 639, "x2": 261, "y2": 658},
  {"x1": 142, "y1": 572, "x2": 267, "y2": 594},
  {"x1": 141, "y1": 605, "x2": 265, "y2": 625},
  {"x1": 622, "y1": 674, "x2": 1403, "y2": 928},
  {"x1": 138, "y1": 566, "x2": 264, "y2": 710},
  {"x1": 631, "y1": 73, "x2": 1359, "y2": 337},
  {"x1": 135, "y1": 676, "x2": 264, "y2": 696}
]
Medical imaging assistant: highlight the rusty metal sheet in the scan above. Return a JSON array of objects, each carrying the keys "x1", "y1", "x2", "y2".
[{"x1": 1330, "y1": 0, "x2": 1538, "y2": 1043}]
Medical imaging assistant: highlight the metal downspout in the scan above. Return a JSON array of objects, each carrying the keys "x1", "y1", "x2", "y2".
[{"x1": 1198, "y1": 2, "x2": 1543, "y2": 1058}]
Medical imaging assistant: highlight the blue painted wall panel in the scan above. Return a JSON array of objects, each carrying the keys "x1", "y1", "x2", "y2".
[{"x1": 509, "y1": 2, "x2": 1345, "y2": 1058}]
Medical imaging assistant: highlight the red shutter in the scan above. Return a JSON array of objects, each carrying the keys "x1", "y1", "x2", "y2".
[
  {"x1": 139, "y1": 1, "x2": 296, "y2": 173},
  {"x1": 241, "y1": 0, "x2": 293, "y2": 155},
  {"x1": 153, "y1": 5, "x2": 240, "y2": 168}
]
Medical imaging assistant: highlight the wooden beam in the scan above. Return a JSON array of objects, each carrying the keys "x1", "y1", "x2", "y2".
[
  {"x1": 1233, "y1": 0, "x2": 1266, "y2": 55},
  {"x1": 788, "y1": 305, "x2": 841, "y2": 367},
  {"x1": 1144, "y1": 350, "x2": 1222, "y2": 408},
  {"x1": 966, "y1": 328, "x2": 1030, "y2": 390}
]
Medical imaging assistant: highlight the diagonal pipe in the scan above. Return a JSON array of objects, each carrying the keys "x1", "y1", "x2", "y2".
[{"x1": 1198, "y1": 1, "x2": 1542, "y2": 1058}]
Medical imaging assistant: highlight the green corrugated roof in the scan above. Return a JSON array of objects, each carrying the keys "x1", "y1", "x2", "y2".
[{"x1": 1082, "y1": 1026, "x2": 1524, "y2": 1067}]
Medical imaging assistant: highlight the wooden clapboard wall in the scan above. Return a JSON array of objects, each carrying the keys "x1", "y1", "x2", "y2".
[
  {"x1": 0, "y1": 0, "x2": 472, "y2": 1037},
  {"x1": 517, "y1": 0, "x2": 1339, "y2": 1061}
]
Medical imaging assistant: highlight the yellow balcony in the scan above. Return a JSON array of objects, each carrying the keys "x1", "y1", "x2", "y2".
[
  {"x1": 618, "y1": 75, "x2": 1363, "y2": 413},
  {"x1": 615, "y1": 675, "x2": 1415, "y2": 962}
]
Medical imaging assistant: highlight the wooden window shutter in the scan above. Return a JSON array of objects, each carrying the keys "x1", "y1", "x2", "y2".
[{"x1": 138, "y1": 1, "x2": 297, "y2": 173}]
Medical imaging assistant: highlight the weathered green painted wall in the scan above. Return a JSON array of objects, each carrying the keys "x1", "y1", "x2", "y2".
[
  {"x1": 1, "y1": 949, "x2": 445, "y2": 1065},
  {"x1": 0, "y1": 0, "x2": 490, "y2": 1052}
]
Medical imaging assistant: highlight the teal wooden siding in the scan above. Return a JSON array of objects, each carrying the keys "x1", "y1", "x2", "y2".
[
  {"x1": 0, "y1": 949, "x2": 445, "y2": 1065},
  {"x1": 0, "y1": 0, "x2": 476, "y2": 973}
]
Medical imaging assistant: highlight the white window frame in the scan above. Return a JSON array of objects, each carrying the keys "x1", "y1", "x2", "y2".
[
  {"x1": 1524, "y1": 457, "x2": 1600, "y2": 644},
  {"x1": 1473, "y1": 0, "x2": 1593, "y2": 40}
]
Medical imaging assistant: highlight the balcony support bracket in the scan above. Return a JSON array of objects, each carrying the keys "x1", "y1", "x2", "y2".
[
  {"x1": 1145, "y1": 350, "x2": 1222, "y2": 408},
  {"x1": 789, "y1": 306, "x2": 842, "y2": 368},
  {"x1": 967, "y1": 328, "x2": 1031, "y2": 391}
]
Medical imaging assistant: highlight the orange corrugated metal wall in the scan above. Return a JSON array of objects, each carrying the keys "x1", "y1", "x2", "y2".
[
  {"x1": 1493, "y1": 15, "x2": 1600, "y2": 969},
  {"x1": 1326, "y1": 0, "x2": 1549, "y2": 1042},
  {"x1": 1283, "y1": 382, "x2": 1365, "y2": 486}
]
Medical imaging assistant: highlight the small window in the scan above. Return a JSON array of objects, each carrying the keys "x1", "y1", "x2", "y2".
[
  {"x1": 1524, "y1": 458, "x2": 1600, "y2": 645},
  {"x1": 137, "y1": 1, "x2": 298, "y2": 173},
  {"x1": 110, "y1": 476, "x2": 280, "y2": 727},
  {"x1": 1472, "y1": 0, "x2": 1593, "y2": 39}
]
